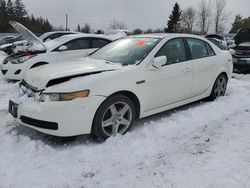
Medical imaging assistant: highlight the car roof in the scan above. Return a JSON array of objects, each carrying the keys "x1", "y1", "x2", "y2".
[
  {"x1": 129, "y1": 33, "x2": 207, "y2": 40},
  {"x1": 58, "y1": 33, "x2": 113, "y2": 41}
]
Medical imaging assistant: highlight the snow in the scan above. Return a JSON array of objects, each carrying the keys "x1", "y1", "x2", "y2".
[{"x1": 1, "y1": 52, "x2": 250, "y2": 187}]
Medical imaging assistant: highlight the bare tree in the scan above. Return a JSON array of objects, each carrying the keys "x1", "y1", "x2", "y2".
[
  {"x1": 197, "y1": 0, "x2": 212, "y2": 34},
  {"x1": 110, "y1": 18, "x2": 127, "y2": 29},
  {"x1": 214, "y1": 0, "x2": 228, "y2": 34},
  {"x1": 181, "y1": 7, "x2": 196, "y2": 33}
]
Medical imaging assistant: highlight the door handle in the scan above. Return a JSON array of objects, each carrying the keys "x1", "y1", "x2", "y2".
[{"x1": 183, "y1": 67, "x2": 192, "y2": 73}]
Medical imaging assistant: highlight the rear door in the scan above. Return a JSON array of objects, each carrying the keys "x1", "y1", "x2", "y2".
[{"x1": 185, "y1": 38, "x2": 217, "y2": 96}]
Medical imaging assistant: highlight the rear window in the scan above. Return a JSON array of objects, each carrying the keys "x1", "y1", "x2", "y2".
[{"x1": 187, "y1": 38, "x2": 214, "y2": 59}]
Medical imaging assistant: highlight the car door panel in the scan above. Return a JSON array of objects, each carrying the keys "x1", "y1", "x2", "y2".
[
  {"x1": 142, "y1": 61, "x2": 192, "y2": 111},
  {"x1": 185, "y1": 38, "x2": 217, "y2": 96},
  {"x1": 139, "y1": 38, "x2": 193, "y2": 111}
]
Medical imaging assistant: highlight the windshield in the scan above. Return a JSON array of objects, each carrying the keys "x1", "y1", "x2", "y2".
[{"x1": 90, "y1": 37, "x2": 160, "y2": 65}]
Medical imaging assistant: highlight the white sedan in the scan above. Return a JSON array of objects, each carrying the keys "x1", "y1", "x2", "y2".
[
  {"x1": 9, "y1": 34, "x2": 233, "y2": 141},
  {"x1": 0, "y1": 22, "x2": 115, "y2": 80}
]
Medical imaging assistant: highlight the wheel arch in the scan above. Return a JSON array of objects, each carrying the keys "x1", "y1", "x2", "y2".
[
  {"x1": 219, "y1": 72, "x2": 228, "y2": 81},
  {"x1": 99, "y1": 90, "x2": 141, "y2": 120},
  {"x1": 108, "y1": 90, "x2": 141, "y2": 119}
]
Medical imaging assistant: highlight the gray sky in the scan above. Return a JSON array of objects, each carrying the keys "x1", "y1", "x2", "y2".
[{"x1": 22, "y1": 0, "x2": 250, "y2": 32}]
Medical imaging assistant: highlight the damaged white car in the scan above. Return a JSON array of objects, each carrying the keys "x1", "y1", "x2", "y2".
[
  {"x1": 9, "y1": 34, "x2": 233, "y2": 141},
  {"x1": 0, "y1": 21, "x2": 119, "y2": 81}
]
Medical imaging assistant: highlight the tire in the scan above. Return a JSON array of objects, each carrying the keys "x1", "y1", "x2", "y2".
[
  {"x1": 91, "y1": 94, "x2": 136, "y2": 142},
  {"x1": 209, "y1": 74, "x2": 228, "y2": 101}
]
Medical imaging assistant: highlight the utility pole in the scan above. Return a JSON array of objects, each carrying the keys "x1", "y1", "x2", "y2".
[{"x1": 66, "y1": 14, "x2": 68, "y2": 31}]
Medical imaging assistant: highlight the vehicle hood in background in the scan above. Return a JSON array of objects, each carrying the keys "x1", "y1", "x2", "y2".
[
  {"x1": 24, "y1": 58, "x2": 123, "y2": 90},
  {"x1": 234, "y1": 29, "x2": 250, "y2": 46},
  {"x1": 9, "y1": 21, "x2": 47, "y2": 51}
]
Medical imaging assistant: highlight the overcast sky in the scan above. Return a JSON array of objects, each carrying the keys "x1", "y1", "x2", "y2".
[{"x1": 22, "y1": 0, "x2": 250, "y2": 32}]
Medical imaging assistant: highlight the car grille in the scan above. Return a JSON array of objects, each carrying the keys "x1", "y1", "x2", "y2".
[
  {"x1": 1, "y1": 69, "x2": 7, "y2": 75},
  {"x1": 234, "y1": 50, "x2": 250, "y2": 58}
]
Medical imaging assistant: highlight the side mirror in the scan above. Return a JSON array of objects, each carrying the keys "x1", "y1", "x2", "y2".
[
  {"x1": 58, "y1": 45, "x2": 67, "y2": 51},
  {"x1": 152, "y1": 56, "x2": 167, "y2": 68}
]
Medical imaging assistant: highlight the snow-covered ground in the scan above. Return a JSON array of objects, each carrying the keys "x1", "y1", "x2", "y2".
[{"x1": 0, "y1": 52, "x2": 250, "y2": 188}]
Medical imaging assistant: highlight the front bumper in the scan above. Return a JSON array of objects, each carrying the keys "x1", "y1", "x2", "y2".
[
  {"x1": 233, "y1": 57, "x2": 250, "y2": 73},
  {"x1": 9, "y1": 96, "x2": 106, "y2": 137}
]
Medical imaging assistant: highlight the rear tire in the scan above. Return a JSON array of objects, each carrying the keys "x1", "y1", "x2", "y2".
[
  {"x1": 91, "y1": 94, "x2": 136, "y2": 142},
  {"x1": 209, "y1": 74, "x2": 228, "y2": 101}
]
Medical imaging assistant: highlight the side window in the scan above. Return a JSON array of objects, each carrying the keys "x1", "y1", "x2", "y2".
[
  {"x1": 187, "y1": 38, "x2": 211, "y2": 59},
  {"x1": 63, "y1": 38, "x2": 90, "y2": 50},
  {"x1": 205, "y1": 42, "x2": 215, "y2": 56},
  {"x1": 156, "y1": 38, "x2": 187, "y2": 64},
  {"x1": 92, "y1": 38, "x2": 111, "y2": 48}
]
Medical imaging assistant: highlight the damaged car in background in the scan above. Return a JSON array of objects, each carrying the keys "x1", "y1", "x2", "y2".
[
  {"x1": 230, "y1": 29, "x2": 250, "y2": 73},
  {"x1": 0, "y1": 21, "x2": 122, "y2": 81},
  {"x1": 0, "y1": 30, "x2": 80, "y2": 55},
  {"x1": 8, "y1": 34, "x2": 233, "y2": 141}
]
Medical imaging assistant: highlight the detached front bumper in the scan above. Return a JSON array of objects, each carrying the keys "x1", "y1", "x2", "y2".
[
  {"x1": 9, "y1": 96, "x2": 106, "y2": 137},
  {"x1": 233, "y1": 57, "x2": 250, "y2": 73}
]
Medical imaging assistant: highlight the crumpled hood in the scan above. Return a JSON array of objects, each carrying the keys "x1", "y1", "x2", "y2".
[
  {"x1": 234, "y1": 29, "x2": 250, "y2": 45},
  {"x1": 23, "y1": 58, "x2": 122, "y2": 90}
]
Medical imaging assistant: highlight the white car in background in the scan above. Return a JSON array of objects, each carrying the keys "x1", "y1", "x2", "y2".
[
  {"x1": 9, "y1": 34, "x2": 233, "y2": 141},
  {"x1": 0, "y1": 22, "x2": 118, "y2": 80},
  {"x1": 12, "y1": 31, "x2": 80, "y2": 53}
]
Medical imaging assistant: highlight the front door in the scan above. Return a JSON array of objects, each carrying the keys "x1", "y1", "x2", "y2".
[{"x1": 141, "y1": 38, "x2": 193, "y2": 111}]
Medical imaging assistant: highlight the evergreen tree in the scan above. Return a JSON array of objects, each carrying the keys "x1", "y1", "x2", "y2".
[
  {"x1": 0, "y1": 0, "x2": 12, "y2": 31},
  {"x1": 14, "y1": 0, "x2": 27, "y2": 19},
  {"x1": 0, "y1": 0, "x2": 53, "y2": 33},
  {"x1": 6, "y1": 0, "x2": 14, "y2": 18},
  {"x1": 230, "y1": 14, "x2": 250, "y2": 33},
  {"x1": 166, "y1": 3, "x2": 182, "y2": 33}
]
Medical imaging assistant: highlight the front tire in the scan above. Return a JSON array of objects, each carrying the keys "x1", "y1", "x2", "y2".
[
  {"x1": 209, "y1": 74, "x2": 228, "y2": 101},
  {"x1": 91, "y1": 94, "x2": 136, "y2": 142}
]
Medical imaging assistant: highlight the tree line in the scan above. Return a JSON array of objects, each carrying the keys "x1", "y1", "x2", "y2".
[
  {"x1": 1, "y1": 0, "x2": 249, "y2": 35},
  {"x1": 165, "y1": 0, "x2": 250, "y2": 34},
  {"x1": 0, "y1": 0, "x2": 53, "y2": 33}
]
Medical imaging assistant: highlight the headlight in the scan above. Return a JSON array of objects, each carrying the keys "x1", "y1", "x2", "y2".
[
  {"x1": 229, "y1": 49, "x2": 236, "y2": 55},
  {"x1": 11, "y1": 54, "x2": 36, "y2": 64},
  {"x1": 39, "y1": 90, "x2": 90, "y2": 102}
]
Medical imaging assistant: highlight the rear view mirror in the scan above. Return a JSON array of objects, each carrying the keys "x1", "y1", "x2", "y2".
[
  {"x1": 152, "y1": 56, "x2": 167, "y2": 68},
  {"x1": 58, "y1": 45, "x2": 67, "y2": 51}
]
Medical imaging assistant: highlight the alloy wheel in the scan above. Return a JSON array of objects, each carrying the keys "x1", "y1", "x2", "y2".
[{"x1": 101, "y1": 102, "x2": 132, "y2": 137}]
